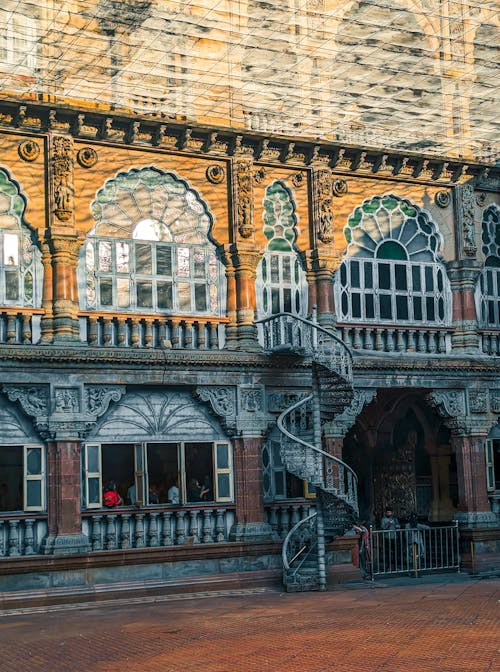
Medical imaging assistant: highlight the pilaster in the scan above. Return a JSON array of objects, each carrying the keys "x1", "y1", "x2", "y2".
[{"x1": 446, "y1": 259, "x2": 481, "y2": 352}]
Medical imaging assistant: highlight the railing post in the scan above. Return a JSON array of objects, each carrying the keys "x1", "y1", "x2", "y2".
[{"x1": 311, "y1": 304, "x2": 318, "y2": 352}]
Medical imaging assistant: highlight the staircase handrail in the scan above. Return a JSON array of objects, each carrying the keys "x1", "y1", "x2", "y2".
[
  {"x1": 255, "y1": 312, "x2": 353, "y2": 382},
  {"x1": 282, "y1": 511, "x2": 318, "y2": 571},
  {"x1": 277, "y1": 394, "x2": 359, "y2": 493}
]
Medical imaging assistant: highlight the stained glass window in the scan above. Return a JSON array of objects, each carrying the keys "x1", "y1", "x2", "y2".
[
  {"x1": 256, "y1": 181, "x2": 307, "y2": 318},
  {"x1": 79, "y1": 168, "x2": 224, "y2": 316},
  {"x1": 335, "y1": 195, "x2": 451, "y2": 326},
  {"x1": 477, "y1": 205, "x2": 500, "y2": 327}
]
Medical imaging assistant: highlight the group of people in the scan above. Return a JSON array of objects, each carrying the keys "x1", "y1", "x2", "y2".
[{"x1": 102, "y1": 476, "x2": 211, "y2": 508}]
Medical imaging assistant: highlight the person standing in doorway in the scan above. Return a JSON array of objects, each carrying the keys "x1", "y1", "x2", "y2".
[{"x1": 380, "y1": 506, "x2": 400, "y2": 570}]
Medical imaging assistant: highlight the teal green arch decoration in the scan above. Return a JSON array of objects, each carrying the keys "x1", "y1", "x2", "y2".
[
  {"x1": 263, "y1": 181, "x2": 298, "y2": 251},
  {"x1": 344, "y1": 194, "x2": 443, "y2": 263}
]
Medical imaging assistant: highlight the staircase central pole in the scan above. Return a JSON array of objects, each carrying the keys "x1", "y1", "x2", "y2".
[{"x1": 312, "y1": 365, "x2": 327, "y2": 590}]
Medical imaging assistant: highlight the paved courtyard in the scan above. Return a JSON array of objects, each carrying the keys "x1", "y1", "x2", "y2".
[{"x1": 0, "y1": 576, "x2": 498, "y2": 672}]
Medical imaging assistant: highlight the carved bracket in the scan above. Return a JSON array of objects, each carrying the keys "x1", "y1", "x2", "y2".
[
  {"x1": 323, "y1": 388, "x2": 377, "y2": 438},
  {"x1": 195, "y1": 386, "x2": 237, "y2": 434}
]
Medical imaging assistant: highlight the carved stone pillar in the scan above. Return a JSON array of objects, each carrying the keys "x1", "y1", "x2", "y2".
[
  {"x1": 429, "y1": 451, "x2": 455, "y2": 522},
  {"x1": 41, "y1": 441, "x2": 90, "y2": 555},
  {"x1": 47, "y1": 133, "x2": 81, "y2": 342},
  {"x1": 231, "y1": 248, "x2": 260, "y2": 350},
  {"x1": 221, "y1": 248, "x2": 238, "y2": 349},
  {"x1": 229, "y1": 436, "x2": 274, "y2": 541},
  {"x1": 48, "y1": 235, "x2": 81, "y2": 342},
  {"x1": 450, "y1": 432, "x2": 495, "y2": 526},
  {"x1": 39, "y1": 239, "x2": 54, "y2": 343},
  {"x1": 309, "y1": 167, "x2": 338, "y2": 327},
  {"x1": 446, "y1": 260, "x2": 481, "y2": 352}
]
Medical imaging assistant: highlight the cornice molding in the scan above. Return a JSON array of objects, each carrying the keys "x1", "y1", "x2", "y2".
[{"x1": 0, "y1": 101, "x2": 498, "y2": 187}]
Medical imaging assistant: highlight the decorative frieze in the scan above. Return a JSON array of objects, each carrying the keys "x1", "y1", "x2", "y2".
[
  {"x1": 455, "y1": 183, "x2": 477, "y2": 258},
  {"x1": 467, "y1": 389, "x2": 488, "y2": 414},
  {"x1": 233, "y1": 158, "x2": 254, "y2": 239},
  {"x1": 267, "y1": 391, "x2": 310, "y2": 413},
  {"x1": 323, "y1": 388, "x2": 377, "y2": 438},
  {"x1": 196, "y1": 386, "x2": 236, "y2": 418}
]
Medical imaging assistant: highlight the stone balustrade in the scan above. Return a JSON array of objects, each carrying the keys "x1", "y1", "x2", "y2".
[
  {"x1": 79, "y1": 313, "x2": 227, "y2": 349},
  {"x1": 479, "y1": 331, "x2": 500, "y2": 356},
  {"x1": 0, "y1": 515, "x2": 48, "y2": 556},
  {"x1": 265, "y1": 502, "x2": 316, "y2": 539},
  {"x1": 339, "y1": 324, "x2": 451, "y2": 354},
  {"x1": 82, "y1": 505, "x2": 235, "y2": 550},
  {"x1": 0, "y1": 309, "x2": 42, "y2": 345}
]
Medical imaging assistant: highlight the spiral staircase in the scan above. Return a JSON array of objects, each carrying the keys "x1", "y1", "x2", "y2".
[{"x1": 257, "y1": 312, "x2": 358, "y2": 591}]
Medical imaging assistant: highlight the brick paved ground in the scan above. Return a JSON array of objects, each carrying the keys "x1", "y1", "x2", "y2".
[{"x1": 0, "y1": 576, "x2": 498, "y2": 672}]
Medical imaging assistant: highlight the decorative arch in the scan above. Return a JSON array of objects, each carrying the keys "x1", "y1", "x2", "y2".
[
  {"x1": 256, "y1": 181, "x2": 308, "y2": 318},
  {"x1": 79, "y1": 167, "x2": 225, "y2": 316},
  {"x1": 476, "y1": 204, "x2": 500, "y2": 327},
  {"x1": 0, "y1": 167, "x2": 42, "y2": 308},
  {"x1": 335, "y1": 194, "x2": 451, "y2": 325}
]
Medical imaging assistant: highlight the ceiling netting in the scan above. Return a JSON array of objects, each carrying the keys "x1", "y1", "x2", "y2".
[{"x1": 0, "y1": 0, "x2": 498, "y2": 162}]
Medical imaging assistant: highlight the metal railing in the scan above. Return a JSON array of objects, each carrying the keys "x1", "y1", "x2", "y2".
[{"x1": 369, "y1": 523, "x2": 460, "y2": 578}]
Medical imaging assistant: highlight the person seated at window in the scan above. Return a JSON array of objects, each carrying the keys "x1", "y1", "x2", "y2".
[
  {"x1": 103, "y1": 481, "x2": 123, "y2": 508},
  {"x1": 148, "y1": 483, "x2": 160, "y2": 505},
  {"x1": 187, "y1": 478, "x2": 209, "y2": 503},
  {"x1": 167, "y1": 478, "x2": 180, "y2": 505},
  {"x1": 201, "y1": 474, "x2": 213, "y2": 501}
]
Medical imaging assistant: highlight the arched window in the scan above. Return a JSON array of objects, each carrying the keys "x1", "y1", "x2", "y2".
[
  {"x1": 335, "y1": 195, "x2": 451, "y2": 325},
  {"x1": 0, "y1": 168, "x2": 42, "y2": 308},
  {"x1": 79, "y1": 168, "x2": 225, "y2": 316},
  {"x1": 476, "y1": 204, "x2": 500, "y2": 327},
  {"x1": 255, "y1": 181, "x2": 307, "y2": 318}
]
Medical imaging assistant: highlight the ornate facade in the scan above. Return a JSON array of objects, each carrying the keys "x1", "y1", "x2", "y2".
[{"x1": 0, "y1": 1, "x2": 499, "y2": 601}]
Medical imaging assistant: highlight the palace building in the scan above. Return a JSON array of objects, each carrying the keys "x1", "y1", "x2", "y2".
[{"x1": 0, "y1": 0, "x2": 498, "y2": 601}]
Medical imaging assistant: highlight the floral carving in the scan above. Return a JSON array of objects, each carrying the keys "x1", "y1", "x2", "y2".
[
  {"x1": 4, "y1": 385, "x2": 49, "y2": 417},
  {"x1": 291, "y1": 172, "x2": 305, "y2": 188},
  {"x1": 85, "y1": 386, "x2": 126, "y2": 417},
  {"x1": 435, "y1": 190, "x2": 451, "y2": 208},
  {"x1": 458, "y1": 184, "x2": 477, "y2": 258},
  {"x1": 196, "y1": 386, "x2": 236, "y2": 417},
  {"x1": 206, "y1": 164, "x2": 225, "y2": 184},
  {"x1": 332, "y1": 178, "x2": 348, "y2": 197},
  {"x1": 52, "y1": 136, "x2": 74, "y2": 222},
  {"x1": 313, "y1": 168, "x2": 334, "y2": 243},
  {"x1": 77, "y1": 147, "x2": 98, "y2": 168},
  {"x1": 18, "y1": 139, "x2": 40, "y2": 162},
  {"x1": 234, "y1": 158, "x2": 254, "y2": 239}
]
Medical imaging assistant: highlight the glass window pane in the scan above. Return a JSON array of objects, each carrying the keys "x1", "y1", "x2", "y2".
[
  {"x1": 352, "y1": 293, "x2": 361, "y2": 318},
  {"x1": 282, "y1": 256, "x2": 291, "y2": 282},
  {"x1": 486, "y1": 271, "x2": 493, "y2": 294},
  {"x1": 413, "y1": 296, "x2": 423, "y2": 320},
  {"x1": 117, "y1": 278, "x2": 130, "y2": 308},
  {"x1": 23, "y1": 271, "x2": 33, "y2": 303},
  {"x1": 87, "y1": 445, "x2": 100, "y2": 473},
  {"x1": 438, "y1": 297, "x2": 444, "y2": 320},
  {"x1": 177, "y1": 248, "x2": 190, "y2": 277},
  {"x1": 365, "y1": 293, "x2": 374, "y2": 319},
  {"x1": 195, "y1": 284, "x2": 207, "y2": 311},
  {"x1": 5, "y1": 270, "x2": 19, "y2": 300},
  {"x1": 283, "y1": 288, "x2": 292, "y2": 313},
  {"x1": 378, "y1": 263, "x2": 391, "y2": 290},
  {"x1": 98, "y1": 241, "x2": 112, "y2": 272},
  {"x1": 294, "y1": 260, "x2": 300, "y2": 284},
  {"x1": 99, "y1": 277, "x2": 113, "y2": 306},
  {"x1": 396, "y1": 295, "x2": 409, "y2": 320},
  {"x1": 157, "y1": 245, "x2": 172, "y2": 276},
  {"x1": 364, "y1": 262, "x2": 373, "y2": 289},
  {"x1": 216, "y1": 444, "x2": 229, "y2": 469},
  {"x1": 271, "y1": 441, "x2": 282, "y2": 466},
  {"x1": 380, "y1": 294, "x2": 392, "y2": 319},
  {"x1": 270, "y1": 255, "x2": 279, "y2": 282},
  {"x1": 178, "y1": 282, "x2": 191, "y2": 311},
  {"x1": 273, "y1": 472, "x2": 285, "y2": 497},
  {"x1": 85, "y1": 242, "x2": 95, "y2": 271},
  {"x1": 137, "y1": 280, "x2": 153, "y2": 308},
  {"x1": 425, "y1": 266, "x2": 434, "y2": 291},
  {"x1": 193, "y1": 249, "x2": 205, "y2": 278},
  {"x1": 340, "y1": 263, "x2": 347, "y2": 286},
  {"x1": 412, "y1": 266, "x2": 421, "y2": 291},
  {"x1": 261, "y1": 257, "x2": 267, "y2": 282},
  {"x1": 4, "y1": 233, "x2": 19, "y2": 265},
  {"x1": 116, "y1": 242, "x2": 129, "y2": 272},
  {"x1": 26, "y1": 480, "x2": 41, "y2": 508},
  {"x1": 271, "y1": 288, "x2": 280, "y2": 314},
  {"x1": 295, "y1": 289, "x2": 300, "y2": 314},
  {"x1": 136, "y1": 243, "x2": 152, "y2": 275},
  {"x1": 426, "y1": 297, "x2": 435, "y2": 321},
  {"x1": 217, "y1": 473, "x2": 231, "y2": 499},
  {"x1": 26, "y1": 448, "x2": 42, "y2": 475},
  {"x1": 350, "y1": 261, "x2": 360, "y2": 288},
  {"x1": 157, "y1": 281, "x2": 173, "y2": 310},
  {"x1": 209, "y1": 284, "x2": 218, "y2": 313},
  {"x1": 437, "y1": 269, "x2": 443, "y2": 292},
  {"x1": 395, "y1": 264, "x2": 407, "y2": 290},
  {"x1": 87, "y1": 477, "x2": 100, "y2": 505}
]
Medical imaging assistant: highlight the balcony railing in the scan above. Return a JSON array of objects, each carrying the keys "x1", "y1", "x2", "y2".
[
  {"x1": 0, "y1": 309, "x2": 42, "y2": 345},
  {"x1": 479, "y1": 330, "x2": 500, "y2": 356},
  {"x1": 82, "y1": 505, "x2": 235, "y2": 550},
  {"x1": 0, "y1": 514, "x2": 48, "y2": 556},
  {"x1": 264, "y1": 502, "x2": 316, "y2": 539},
  {"x1": 79, "y1": 312, "x2": 227, "y2": 350},
  {"x1": 338, "y1": 324, "x2": 451, "y2": 355}
]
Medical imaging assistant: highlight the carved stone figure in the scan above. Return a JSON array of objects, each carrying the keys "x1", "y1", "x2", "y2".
[
  {"x1": 234, "y1": 158, "x2": 254, "y2": 239},
  {"x1": 51, "y1": 135, "x2": 74, "y2": 222},
  {"x1": 313, "y1": 168, "x2": 334, "y2": 243}
]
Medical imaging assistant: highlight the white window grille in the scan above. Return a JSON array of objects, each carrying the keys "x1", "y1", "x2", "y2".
[
  {"x1": 0, "y1": 11, "x2": 37, "y2": 71},
  {"x1": 476, "y1": 205, "x2": 500, "y2": 328},
  {"x1": 334, "y1": 195, "x2": 451, "y2": 326},
  {"x1": 79, "y1": 168, "x2": 225, "y2": 317},
  {"x1": 255, "y1": 181, "x2": 308, "y2": 318}
]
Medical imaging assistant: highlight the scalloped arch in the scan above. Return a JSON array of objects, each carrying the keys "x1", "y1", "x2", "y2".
[
  {"x1": 344, "y1": 194, "x2": 444, "y2": 262},
  {"x1": 481, "y1": 203, "x2": 500, "y2": 266},
  {"x1": 90, "y1": 167, "x2": 214, "y2": 245},
  {"x1": 0, "y1": 167, "x2": 30, "y2": 232},
  {"x1": 263, "y1": 180, "x2": 299, "y2": 252}
]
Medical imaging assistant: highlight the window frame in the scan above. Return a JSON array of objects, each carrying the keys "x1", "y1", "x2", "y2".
[
  {"x1": 0, "y1": 11, "x2": 37, "y2": 72},
  {"x1": 23, "y1": 444, "x2": 45, "y2": 512}
]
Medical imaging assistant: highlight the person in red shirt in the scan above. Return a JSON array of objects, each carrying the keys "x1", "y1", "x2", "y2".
[{"x1": 103, "y1": 481, "x2": 123, "y2": 508}]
